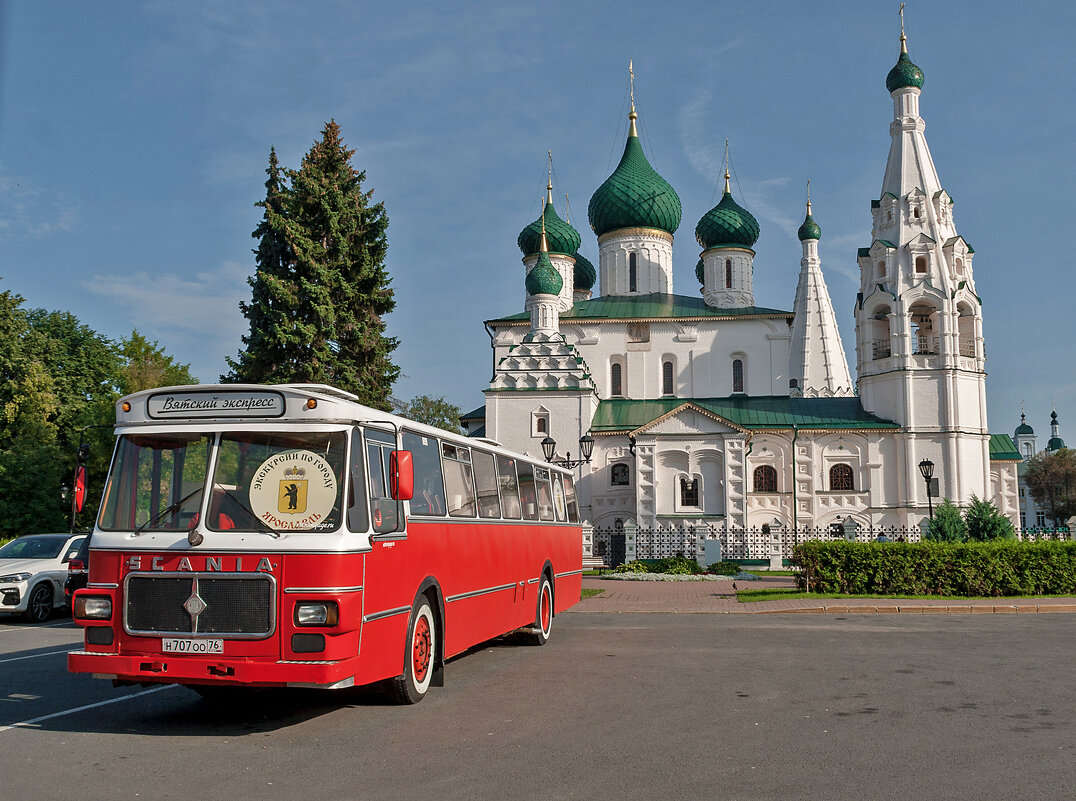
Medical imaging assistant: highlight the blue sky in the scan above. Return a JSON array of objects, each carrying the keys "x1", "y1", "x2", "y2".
[{"x1": 2, "y1": 1, "x2": 1073, "y2": 442}]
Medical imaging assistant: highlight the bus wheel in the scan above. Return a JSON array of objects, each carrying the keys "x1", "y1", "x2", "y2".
[
  {"x1": 391, "y1": 598, "x2": 436, "y2": 704},
  {"x1": 522, "y1": 575, "x2": 553, "y2": 646}
]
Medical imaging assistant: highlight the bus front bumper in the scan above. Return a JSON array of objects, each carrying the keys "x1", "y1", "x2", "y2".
[{"x1": 68, "y1": 650, "x2": 359, "y2": 689}]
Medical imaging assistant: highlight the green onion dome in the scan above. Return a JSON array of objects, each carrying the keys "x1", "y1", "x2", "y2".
[
  {"x1": 1015, "y1": 415, "x2": 1034, "y2": 436},
  {"x1": 886, "y1": 51, "x2": 924, "y2": 93},
  {"x1": 588, "y1": 132, "x2": 681, "y2": 237},
  {"x1": 573, "y1": 252, "x2": 596, "y2": 291},
  {"x1": 695, "y1": 177, "x2": 760, "y2": 250},
  {"x1": 1048, "y1": 436, "x2": 1066, "y2": 451},
  {"x1": 695, "y1": 258, "x2": 704, "y2": 284},
  {"x1": 518, "y1": 197, "x2": 581, "y2": 257},
  {"x1": 525, "y1": 251, "x2": 563, "y2": 296},
  {"x1": 798, "y1": 207, "x2": 821, "y2": 241}
]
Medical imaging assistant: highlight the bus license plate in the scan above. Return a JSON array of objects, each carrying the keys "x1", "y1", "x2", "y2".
[{"x1": 162, "y1": 638, "x2": 223, "y2": 654}]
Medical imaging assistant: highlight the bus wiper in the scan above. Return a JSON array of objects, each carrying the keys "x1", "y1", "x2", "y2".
[
  {"x1": 131, "y1": 488, "x2": 203, "y2": 537},
  {"x1": 214, "y1": 485, "x2": 281, "y2": 538}
]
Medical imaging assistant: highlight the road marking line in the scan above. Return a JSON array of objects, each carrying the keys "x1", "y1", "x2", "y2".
[
  {"x1": 0, "y1": 648, "x2": 77, "y2": 665},
  {"x1": 0, "y1": 620, "x2": 77, "y2": 633},
  {"x1": 0, "y1": 685, "x2": 179, "y2": 734}
]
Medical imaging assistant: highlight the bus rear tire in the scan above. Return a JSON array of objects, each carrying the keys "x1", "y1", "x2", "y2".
[
  {"x1": 521, "y1": 575, "x2": 553, "y2": 646},
  {"x1": 390, "y1": 598, "x2": 436, "y2": 704}
]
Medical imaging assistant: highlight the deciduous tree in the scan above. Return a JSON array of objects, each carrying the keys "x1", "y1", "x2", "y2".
[
  {"x1": 1023, "y1": 448, "x2": 1076, "y2": 527},
  {"x1": 396, "y1": 395, "x2": 462, "y2": 434}
]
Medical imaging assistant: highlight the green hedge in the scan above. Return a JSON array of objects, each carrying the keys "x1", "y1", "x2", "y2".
[{"x1": 792, "y1": 540, "x2": 1076, "y2": 597}]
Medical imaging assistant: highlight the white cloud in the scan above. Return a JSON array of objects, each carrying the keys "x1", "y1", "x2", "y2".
[{"x1": 0, "y1": 165, "x2": 80, "y2": 238}]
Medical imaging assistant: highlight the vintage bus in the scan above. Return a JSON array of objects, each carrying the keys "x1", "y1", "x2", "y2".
[{"x1": 68, "y1": 384, "x2": 583, "y2": 702}]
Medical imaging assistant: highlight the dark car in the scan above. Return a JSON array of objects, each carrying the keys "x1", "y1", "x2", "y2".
[{"x1": 64, "y1": 534, "x2": 91, "y2": 602}]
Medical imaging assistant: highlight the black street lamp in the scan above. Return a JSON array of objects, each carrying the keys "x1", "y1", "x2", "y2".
[
  {"x1": 542, "y1": 433, "x2": 594, "y2": 468},
  {"x1": 918, "y1": 459, "x2": 935, "y2": 519}
]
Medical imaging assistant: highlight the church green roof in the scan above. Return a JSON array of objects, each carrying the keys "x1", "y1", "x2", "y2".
[
  {"x1": 886, "y1": 51, "x2": 924, "y2": 93},
  {"x1": 695, "y1": 190, "x2": 760, "y2": 250},
  {"x1": 1015, "y1": 423, "x2": 1034, "y2": 436},
  {"x1": 518, "y1": 202, "x2": 581, "y2": 257},
  {"x1": 989, "y1": 434, "x2": 1022, "y2": 461},
  {"x1": 488, "y1": 292, "x2": 791, "y2": 325},
  {"x1": 590, "y1": 397, "x2": 899, "y2": 433},
  {"x1": 588, "y1": 134, "x2": 681, "y2": 237},
  {"x1": 525, "y1": 252, "x2": 563, "y2": 296},
  {"x1": 573, "y1": 252, "x2": 596, "y2": 291}
]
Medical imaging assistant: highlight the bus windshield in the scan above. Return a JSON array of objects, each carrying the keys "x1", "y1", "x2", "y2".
[
  {"x1": 210, "y1": 431, "x2": 347, "y2": 532},
  {"x1": 98, "y1": 433, "x2": 212, "y2": 532}
]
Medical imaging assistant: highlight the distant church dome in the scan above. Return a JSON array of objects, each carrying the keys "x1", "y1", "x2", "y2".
[
  {"x1": 695, "y1": 258, "x2": 704, "y2": 284},
  {"x1": 588, "y1": 126, "x2": 681, "y2": 237},
  {"x1": 695, "y1": 175, "x2": 760, "y2": 250},
  {"x1": 798, "y1": 208, "x2": 821, "y2": 241},
  {"x1": 518, "y1": 194, "x2": 581, "y2": 257},
  {"x1": 1047, "y1": 411, "x2": 1066, "y2": 451},
  {"x1": 525, "y1": 251, "x2": 563, "y2": 296},
  {"x1": 1015, "y1": 414, "x2": 1034, "y2": 437},
  {"x1": 886, "y1": 50, "x2": 924, "y2": 93},
  {"x1": 573, "y1": 252, "x2": 596, "y2": 291}
]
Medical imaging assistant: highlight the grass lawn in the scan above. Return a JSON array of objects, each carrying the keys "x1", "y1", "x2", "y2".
[
  {"x1": 580, "y1": 588, "x2": 605, "y2": 600},
  {"x1": 737, "y1": 587, "x2": 1076, "y2": 603}
]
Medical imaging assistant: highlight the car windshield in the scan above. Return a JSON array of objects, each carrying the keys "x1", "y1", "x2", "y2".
[
  {"x1": 209, "y1": 431, "x2": 347, "y2": 532},
  {"x1": 98, "y1": 433, "x2": 212, "y2": 532},
  {"x1": 0, "y1": 536, "x2": 68, "y2": 560}
]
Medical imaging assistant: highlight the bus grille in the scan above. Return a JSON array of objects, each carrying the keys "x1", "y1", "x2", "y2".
[{"x1": 125, "y1": 574, "x2": 275, "y2": 637}]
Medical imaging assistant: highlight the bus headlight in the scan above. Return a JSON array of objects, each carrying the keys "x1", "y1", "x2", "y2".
[
  {"x1": 295, "y1": 601, "x2": 338, "y2": 627},
  {"x1": 74, "y1": 596, "x2": 112, "y2": 620}
]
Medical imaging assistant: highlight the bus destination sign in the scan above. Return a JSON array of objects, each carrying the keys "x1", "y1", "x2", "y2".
[{"x1": 147, "y1": 390, "x2": 286, "y2": 419}]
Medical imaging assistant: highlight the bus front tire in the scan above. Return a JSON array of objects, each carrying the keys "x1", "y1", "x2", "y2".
[
  {"x1": 521, "y1": 575, "x2": 553, "y2": 646},
  {"x1": 391, "y1": 598, "x2": 436, "y2": 704}
]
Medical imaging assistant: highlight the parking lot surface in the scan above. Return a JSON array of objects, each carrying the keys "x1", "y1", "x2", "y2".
[{"x1": 2, "y1": 609, "x2": 1073, "y2": 801}]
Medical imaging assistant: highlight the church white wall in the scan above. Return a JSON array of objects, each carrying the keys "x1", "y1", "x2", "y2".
[{"x1": 597, "y1": 229, "x2": 673, "y2": 296}]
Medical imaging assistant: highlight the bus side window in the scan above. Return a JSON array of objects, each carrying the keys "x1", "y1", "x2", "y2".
[
  {"x1": 365, "y1": 438, "x2": 397, "y2": 533},
  {"x1": 347, "y1": 428, "x2": 369, "y2": 532},
  {"x1": 496, "y1": 456, "x2": 522, "y2": 520},
  {"x1": 443, "y1": 444, "x2": 477, "y2": 517},
  {"x1": 472, "y1": 450, "x2": 501, "y2": 519},
  {"x1": 563, "y1": 475, "x2": 580, "y2": 523},
  {"x1": 534, "y1": 467, "x2": 555, "y2": 521},
  {"x1": 551, "y1": 474, "x2": 567, "y2": 522},
  {"x1": 402, "y1": 431, "x2": 446, "y2": 516},
  {"x1": 517, "y1": 462, "x2": 539, "y2": 521}
]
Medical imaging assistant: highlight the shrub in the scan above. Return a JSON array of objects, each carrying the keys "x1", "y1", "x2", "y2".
[
  {"x1": 654, "y1": 556, "x2": 706, "y2": 574},
  {"x1": 708, "y1": 561, "x2": 742, "y2": 576},
  {"x1": 964, "y1": 495, "x2": 1016, "y2": 541},
  {"x1": 924, "y1": 498, "x2": 967, "y2": 542},
  {"x1": 793, "y1": 540, "x2": 1076, "y2": 596},
  {"x1": 613, "y1": 560, "x2": 650, "y2": 573}
]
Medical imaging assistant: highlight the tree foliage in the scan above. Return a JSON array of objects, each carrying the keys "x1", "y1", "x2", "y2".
[
  {"x1": 226, "y1": 123, "x2": 399, "y2": 409},
  {"x1": 396, "y1": 395, "x2": 462, "y2": 434},
  {"x1": 0, "y1": 279, "x2": 195, "y2": 535},
  {"x1": 1023, "y1": 448, "x2": 1076, "y2": 527},
  {"x1": 964, "y1": 494, "x2": 1016, "y2": 541},
  {"x1": 924, "y1": 498, "x2": 967, "y2": 542}
]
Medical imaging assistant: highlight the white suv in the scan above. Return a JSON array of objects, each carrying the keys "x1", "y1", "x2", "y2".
[{"x1": 0, "y1": 534, "x2": 87, "y2": 623}]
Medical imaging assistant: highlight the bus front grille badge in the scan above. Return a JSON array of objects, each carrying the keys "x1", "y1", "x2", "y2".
[{"x1": 183, "y1": 577, "x2": 208, "y2": 631}]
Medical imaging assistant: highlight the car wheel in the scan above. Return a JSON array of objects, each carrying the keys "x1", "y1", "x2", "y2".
[
  {"x1": 25, "y1": 583, "x2": 53, "y2": 623},
  {"x1": 521, "y1": 574, "x2": 553, "y2": 646},
  {"x1": 390, "y1": 597, "x2": 436, "y2": 704}
]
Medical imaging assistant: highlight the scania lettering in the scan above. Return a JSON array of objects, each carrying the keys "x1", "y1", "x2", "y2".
[{"x1": 69, "y1": 383, "x2": 582, "y2": 703}]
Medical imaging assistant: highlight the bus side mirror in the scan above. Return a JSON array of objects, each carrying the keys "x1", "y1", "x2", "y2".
[{"x1": 390, "y1": 451, "x2": 414, "y2": 501}]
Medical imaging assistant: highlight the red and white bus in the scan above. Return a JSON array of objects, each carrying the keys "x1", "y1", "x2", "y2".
[{"x1": 69, "y1": 384, "x2": 582, "y2": 702}]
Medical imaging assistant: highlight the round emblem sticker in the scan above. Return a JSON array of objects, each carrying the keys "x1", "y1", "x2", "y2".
[{"x1": 249, "y1": 450, "x2": 338, "y2": 530}]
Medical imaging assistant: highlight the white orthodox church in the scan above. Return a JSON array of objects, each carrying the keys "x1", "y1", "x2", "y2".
[{"x1": 466, "y1": 27, "x2": 1022, "y2": 550}]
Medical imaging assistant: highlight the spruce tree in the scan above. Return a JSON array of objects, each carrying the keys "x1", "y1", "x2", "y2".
[{"x1": 226, "y1": 125, "x2": 399, "y2": 409}]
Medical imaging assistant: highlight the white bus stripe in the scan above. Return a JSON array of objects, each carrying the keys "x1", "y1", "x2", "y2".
[{"x1": 0, "y1": 685, "x2": 179, "y2": 734}]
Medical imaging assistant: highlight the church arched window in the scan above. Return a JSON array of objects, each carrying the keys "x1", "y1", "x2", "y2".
[
  {"x1": 629, "y1": 252, "x2": 638, "y2": 292},
  {"x1": 915, "y1": 256, "x2": 927, "y2": 273},
  {"x1": 680, "y1": 476, "x2": 699, "y2": 507},
  {"x1": 732, "y1": 358, "x2": 744, "y2": 393},
  {"x1": 611, "y1": 463, "x2": 630, "y2": 486},
  {"x1": 829, "y1": 464, "x2": 854, "y2": 491},
  {"x1": 725, "y1": 259, "x2": 732, "y2": 289},
  {"x1": 877, "y1": 260, "x2": 886, "y2": 278},
  {"x1": 610, "y1": 362, "x2": 623, "y2": 397},
  {"x1": 753, "y1": 465, "x2": 777, "y2": 493},
  {"x1": 662, "y1": 360, "x2": 674, "y2": 396}
]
